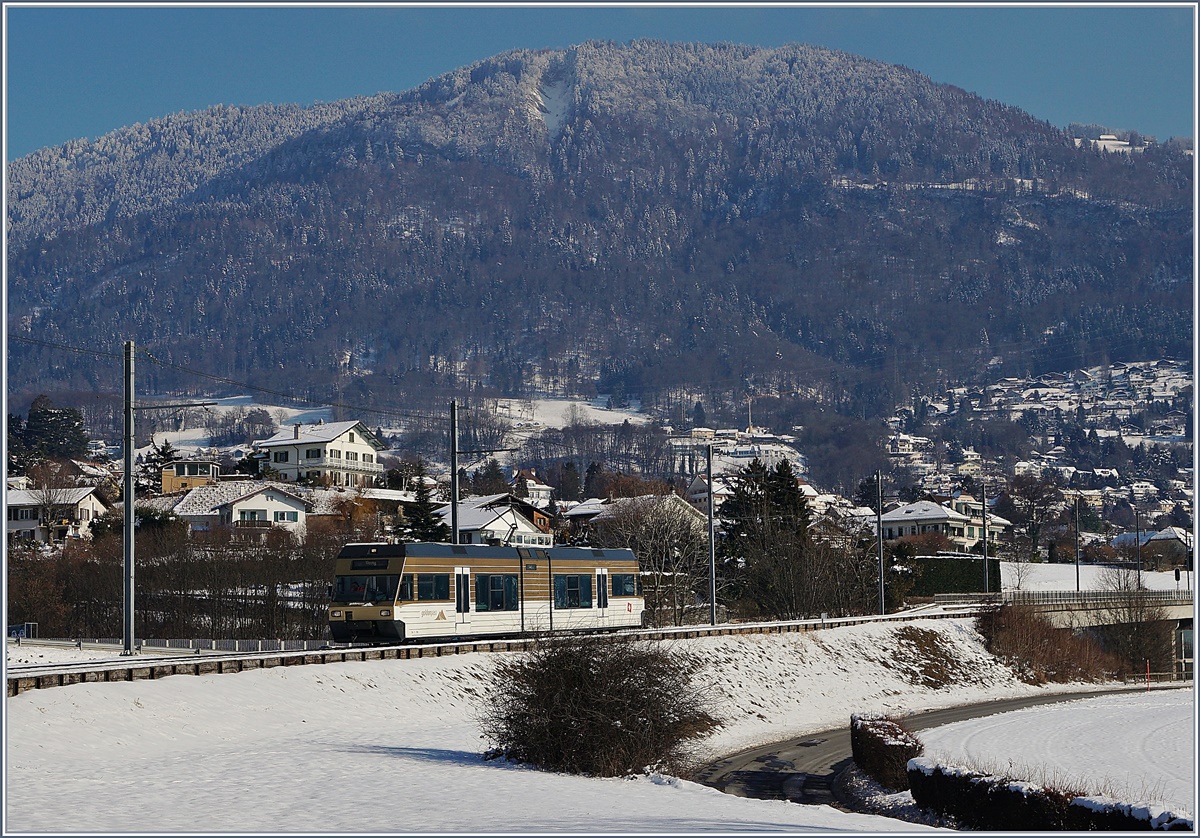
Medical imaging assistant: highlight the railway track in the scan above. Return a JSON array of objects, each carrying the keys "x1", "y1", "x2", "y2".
[{"x1": 6, "y1": 604, "x2": 982, "y2": 697}]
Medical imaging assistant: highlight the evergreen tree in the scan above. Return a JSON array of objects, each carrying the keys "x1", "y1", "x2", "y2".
[
  {"x1": 136, "y1": 437, "x2": 180, "y2": 496},
  {"x1": 19, "y1": 395, "x2": 90, "y2": 463},
  {"x1": 558, "y1": 461, "x2": 582, "y2": 501},
  {"x1": 401, "y1": 459, "x2": 451, "y2": 543}
]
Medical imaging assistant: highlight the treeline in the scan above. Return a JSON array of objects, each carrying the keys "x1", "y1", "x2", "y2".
[{"x1": 6, "y1": 515, "x2": 374, "y2": 641}]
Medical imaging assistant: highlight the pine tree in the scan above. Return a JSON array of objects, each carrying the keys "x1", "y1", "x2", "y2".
[{"x1": 401, "y1": 458, "x2": 451, "y2": 543}]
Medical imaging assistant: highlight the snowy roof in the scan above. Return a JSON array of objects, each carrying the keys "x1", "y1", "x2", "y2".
[
  {"x1": 6, "y1": 487, "x2": 105, "y2": 508},
  {"x1": 255, "y1": 420, "x2": 383, "y2": 450},
  {"x1": 171, "y1": 481, "x2": 302, "y2": 516},
  {"x1": 562, "y1": 497, "x2": 610, "y2": 519},
  {"x1": 435, "y1": 494, "x2": 537, "y2": 532},
  {"x1": 880, "y1": 500, "x2": 970, "y2": 525}
]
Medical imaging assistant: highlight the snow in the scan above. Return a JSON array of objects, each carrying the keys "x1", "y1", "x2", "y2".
[
  {"x1": 9, "y1": 617, "x2": 1185, "y2": 832},
  {"x1": 1001, "y1": 560, "x2": 1190, "y2": 592},
  {"x1": 918, "y1": 690, "x2": 1194, "y2": 816}
]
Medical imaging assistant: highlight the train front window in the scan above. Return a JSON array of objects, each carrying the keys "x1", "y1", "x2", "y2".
[{"x1": 333, "y1": 574, "x2": 399, "y2": 604}]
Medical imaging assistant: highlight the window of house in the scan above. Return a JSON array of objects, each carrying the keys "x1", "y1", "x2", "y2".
[
  {"x1": 399, "y1": 573, "x2": 451, "y2": 601},
  {"x1": 553, "y1": 574, "x2": 592, "y2": 609},
  {"x1": 363, "y1": 453, "x2": 374, "y2": 464},
  {"x1": 273, "y1": 451, "x2": 289, "y2": 463},
  {"x1": 611, "y1": 574, "x2": 639, "y2": 597},
  {"x1": 345, "y1": 451, "x2": 359, "y2": 461},
  {"x1": 305, "y1": 448, "x2": 321, "y2": 459},
  {"x1": 329, "y1": 449, "x2": 341, "y2": 459},
  {"x1": 348, "y1": 432, "x2": 356, "y2": 443},
  {"x1": 475, "y1": 574, "x2": 519, "y2": 611},
  {"x1": 274, "y1": 511, "x2": 298, "y2": 523},
  {"x1": 239, "y1": 510, "x2": 266, "y2": 521}
]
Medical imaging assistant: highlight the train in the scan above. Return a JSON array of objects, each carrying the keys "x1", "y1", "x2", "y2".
[{"x1": 327, "y1": 542, "x2": 645, "y2": 643}]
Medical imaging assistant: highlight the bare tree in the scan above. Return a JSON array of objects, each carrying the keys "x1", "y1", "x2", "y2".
[
  {"x1": 1095, "y1": 565, "x2": 1174, "y2": 675},
  {"x1": 25, "y1": 460, "x2": 83, "y2": 543},
  {"x1": 589, "y1": 495, "x2": 709, "y2": 626}
]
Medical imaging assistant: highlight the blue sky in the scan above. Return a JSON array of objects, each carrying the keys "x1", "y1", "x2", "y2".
[{"x1": 3, "y1": 4, "x2": 1196, "y2": 160}]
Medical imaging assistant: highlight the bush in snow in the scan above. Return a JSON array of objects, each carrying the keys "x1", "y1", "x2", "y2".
[
  {"x1": 478, "y1": 633, "x2": 720, "y2": 777},
  {"x1": 849, "y1": 713, "x2": 923, "y2": 791}
]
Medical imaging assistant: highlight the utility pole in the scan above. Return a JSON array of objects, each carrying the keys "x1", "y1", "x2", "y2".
[
  {"x1": 1135, "y1": 509, "x2": 1143, "y2": 589},
  {"x1": 876, "y1": 470, "x2": 885, "y2": 615},
  {"x1": 981, "y1": 482, "x2": 990, "y2": 594},
  {"x1": 1080, "y1": 492, "x2": 1089, "y2": 590},
  {"x1": 123, "y1": 341, "x2": 136, "y2": 655},
  {"x1": 120, "y1": 340, "x2": 218, "y2": 655},
  {"x1": 450, "y1": 399, "x2": 459, "y2": 545},
  {"x1": 707, "y1": 443, "x2": 717, "y2": 625}
]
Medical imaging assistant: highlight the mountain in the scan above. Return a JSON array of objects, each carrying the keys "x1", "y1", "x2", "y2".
[{"x1": 6, "y1": 40, "x2": 1192, "y2": 422}]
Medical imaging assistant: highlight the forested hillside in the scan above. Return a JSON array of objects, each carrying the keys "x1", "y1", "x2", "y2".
[{"x1": 7, "y1": 40, "x2": 1192, "y2": 422}]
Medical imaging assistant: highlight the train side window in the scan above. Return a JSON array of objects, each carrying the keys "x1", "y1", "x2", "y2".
[
  {"x1": 416, "y1": 573, "x2": 451, "y2": 601},
  {"x1": 399, "y1": 574, "x2": 413, "y2": 601},
  {"x1": 553, "y1": 574, "x2": 592, "y2": 609},
  {"x1": 611, "y1": 574, "x2": 638, "y2": 597},
  {"x1": 474, "y1": 574, "x2": 519, "y2": 611}
]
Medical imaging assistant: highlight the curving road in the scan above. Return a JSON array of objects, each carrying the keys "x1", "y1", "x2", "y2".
[{"x1": 692, "y1": 685, "x2": 1181, "y2": 808}]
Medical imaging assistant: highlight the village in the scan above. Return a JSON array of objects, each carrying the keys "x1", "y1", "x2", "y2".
[{"x1": 7, "y1": 358, "x2": 1192, "y2": 586}]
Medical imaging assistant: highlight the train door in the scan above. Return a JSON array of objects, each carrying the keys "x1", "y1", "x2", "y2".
[
  {"x1": 454, "y1": 566, "x2": 471, "y2": 635},
  {"x1": 595, "y1": 567, "x2": 609, "y2": 619}
]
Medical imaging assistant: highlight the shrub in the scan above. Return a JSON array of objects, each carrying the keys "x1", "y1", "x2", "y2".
[
  {"x1": 478, "y1": 633, "x2": 720, "y2": 777},
  {"x1": 850, "y1": 713, "x2": 923, "y2": 790},
  {"x1": 976, "y1": 603, "x2": 1124, "y2": 683}
]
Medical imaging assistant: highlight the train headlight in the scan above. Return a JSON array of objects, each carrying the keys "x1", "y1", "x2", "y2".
[
  {"x1": 330, "y1": 610, "x2": 342, "y2": 618},
  {"x1": 379, "y1": 609, "x2": 391, "y2": 617}
]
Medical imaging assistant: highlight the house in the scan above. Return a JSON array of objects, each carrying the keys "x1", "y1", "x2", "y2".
[
  {"x1": 161, "y1": 459, "x2": 222, "y2": 494},
  {"x1": 881, "y1": 497, "x2": 1009, "y2": 552},
  {"x1": 6, "y1": 486, "x2": 111, "y2": 544},
  {"x1": 157, "y1": 480, "x2": 312, "y2": 540},
  {"x1": 510, "y1": 468, "x2": 553, "y2": 509},
  {"x1": 253, "y1": 420, "x2": 385, "y2": 488},
  {"x1": 436, "y1": 493, "x2": 553, "y2": 547}
]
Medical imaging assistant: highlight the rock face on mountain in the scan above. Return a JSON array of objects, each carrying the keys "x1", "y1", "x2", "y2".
[{"x1": 6, "y1": 41, "x2": 1192, "y2": 417}]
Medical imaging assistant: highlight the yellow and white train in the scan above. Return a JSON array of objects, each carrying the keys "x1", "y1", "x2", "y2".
[{"x1": 327, "y1": 542, "x2": 645, "y2": 643}]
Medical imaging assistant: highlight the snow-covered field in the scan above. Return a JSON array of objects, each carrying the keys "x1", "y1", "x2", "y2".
[
  {"x1": 8, "y1": 618, "x2": 1188, "y2": 833},
  {"x1": 1000, "y1": 560, "x2": 1188, "y2": 592},
  {"x1": 919, "y1": 690, "x2": 1194, "y2": 815}
]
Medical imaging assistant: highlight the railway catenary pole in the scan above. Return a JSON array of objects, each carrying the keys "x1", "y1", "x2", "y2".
[
  {"x1": 450, "y1": 399, "x2": 459, "y2": 545},
  {"x1": 1080, "y1": 492, "x2": 1089, "y2": 590},
  {"x1": 876, "y1": 470, "x2": 885, "y2": 615},
  {"x1": 982, "y1": 482, "x2": 990, "y2": 594},
  {"x1": 707, "y1": 443, "x2": 716, "y2": 625},
  {"x1": 123, "y1": 341, "x2": 136, "y2": 656}
]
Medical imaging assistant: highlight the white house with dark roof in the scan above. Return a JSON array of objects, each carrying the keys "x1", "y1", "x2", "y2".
[
  {"x1": 880, "y1": 498, "x2": 1008, "y2": 552},
  {"x1": 253, "y1": 420, "x2": 385, "y2": 488},
  {"x1": 435, "y1": 493, "x2": 553, "y2": 547}
]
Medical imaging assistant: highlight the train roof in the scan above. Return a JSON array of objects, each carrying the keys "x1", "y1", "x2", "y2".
[{"x1": 336, "y1": 542, "x2": 637, "y2": 561}]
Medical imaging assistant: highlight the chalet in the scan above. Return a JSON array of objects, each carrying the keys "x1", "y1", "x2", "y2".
[
  {"x1": 510, "y1": 468, "x2": 553, "y2": 508},
  {"x1": 254, "y1": 420, "x2": 385, "y2": 488}
]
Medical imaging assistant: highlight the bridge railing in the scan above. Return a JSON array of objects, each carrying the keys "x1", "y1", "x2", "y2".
[{"x1": 1004, "y1": 590, "x2": 1194, "y2": 608}]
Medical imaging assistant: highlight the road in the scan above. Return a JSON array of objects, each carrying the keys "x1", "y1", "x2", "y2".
[{"x1": 691, "y1": 685, "x2": 1179, "y2": 808}]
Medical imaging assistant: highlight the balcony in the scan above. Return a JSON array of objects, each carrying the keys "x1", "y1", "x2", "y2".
[{"x1": 234, "y1": 519, "x2": 273, "y2": 529}]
